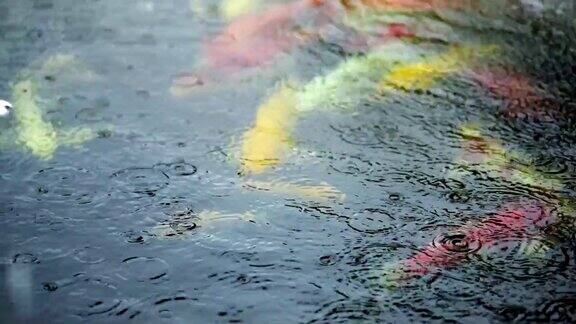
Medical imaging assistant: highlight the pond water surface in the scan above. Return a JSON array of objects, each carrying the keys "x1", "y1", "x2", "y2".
[{"x1": 1, "y1": 0, "x2": 576, "y2": 323}]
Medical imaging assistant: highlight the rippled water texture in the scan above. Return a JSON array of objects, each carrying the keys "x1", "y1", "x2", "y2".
[{"x1": 1, "y1": 0, "x2": 576, "y2": 322}]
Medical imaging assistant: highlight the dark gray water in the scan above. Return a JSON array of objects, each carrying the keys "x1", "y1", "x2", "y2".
[{"x1": 1, "y1": 0, "x2": 576, "y2": 323}]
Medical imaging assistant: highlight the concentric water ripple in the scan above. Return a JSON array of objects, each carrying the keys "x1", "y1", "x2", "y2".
[
  {"x1": 119, "y1": 256, "x2": 170, "y2": 283},
  {"x1": 110, "y1": 167, "x2": 169, "y2": 197},
  {"x1": 27, "y1": 166, "x2": 100, "y2": 204}
]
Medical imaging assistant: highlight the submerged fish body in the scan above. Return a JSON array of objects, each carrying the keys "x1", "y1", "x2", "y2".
[
  {"x1": 240, "y1": 84, "x2": 299, "y2": 175},
  {"x1": 239, "y1": 42, "x2": 497, "y2": 175},
  {"x1": 451, "y1": 123, "x2": 564, "y2": 192},
  {"x1": 10, "y1": 79, "x2": 96, "y2": 160},
  {"x1": 390, "y1": 202, "x2": 553, "y2": 279},
  {"x1": 5, "y1": 55, "x2": 102, "y2": 160},
  {"x1": 11, "y1": 80, "x2": 59, "y2": 159},
  {"x1": 380, "y1": 44, "x2": 498, "y2": 91},
  {"x1": 468, "y1": 67, "x2": 555, "y2": 120},
  {"x1": 201, "y1": 0, "x2": 331, "y2": 74},
  {"x1": 297, "y1": 42, "x2": 496, "y2": 112},
  {"x1": 174, "y1": 0, "x2": 517, "y2": 95}
]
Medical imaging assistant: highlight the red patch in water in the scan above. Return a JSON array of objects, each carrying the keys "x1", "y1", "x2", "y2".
[{"x1": 399, "y1": 202, "x2": 552, "y2": 277}]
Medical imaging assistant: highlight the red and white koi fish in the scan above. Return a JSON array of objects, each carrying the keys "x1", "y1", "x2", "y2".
[
  {"x1": 389, "y1": 202, "x2": 553, "y2": 280},
  {"x1": 468, "y1": 67, "x2": 555, "y2": 120}
]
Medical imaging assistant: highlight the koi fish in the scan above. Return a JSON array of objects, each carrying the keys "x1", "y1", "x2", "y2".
[
  {"x1": 202, "y1": 0, "x2": 324, "y2": 72},
  {"x1": 174, "y1": 0, "x2": 332, "y2": 91},
  {"x1": 240, "y1": 84, "x2": 299, "y2": 175},
  {"x1": 296, "y1": 42, "x2": 495, "y2": 112},
  {"x1": 238, "y1": 84, "x2": 347, "y2": 201},
  {"x1": 10, "y1": 80, "x2": 95, "y2": 160},
  {"x1": 4, "y1": 55, "x2": 103, "y2": 160},
  {"x1": 380, "y1": 44, "x2": 498, "y2": 91},
  {"x1": 468, "y1": 67, "x2": 555, "y2": 120},
  {"x1": 386, "y1": 202, "x2": 553, "y2": 281},
  {"x1": 450, "y1": 123, "x2": 564, "y2": 192}
]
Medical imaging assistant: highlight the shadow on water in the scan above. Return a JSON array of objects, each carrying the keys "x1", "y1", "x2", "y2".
[{"x1": 1, "y1": 0, "x2": 576, "y2": 322}]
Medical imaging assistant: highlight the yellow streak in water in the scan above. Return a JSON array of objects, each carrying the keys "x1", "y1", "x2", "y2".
[
  {"x1": 244, "y1": 180, "x2": 346, "y2": 202},
  {"x1": 240, "y1": 84, "x2": 298, "y2": 174},
  {"x1": 220, "y1": 0, "x2": 262, "y2": 20},
  {"x1": 380, "y1": 44, "x2": 498, "y2": 91},
  {"x1": 11, "y1": 79, "x2": 95, "y2": 160},
  {"x1": 12, "y1": 80, "x2": 59, "y2": 160},
  {"x1": 452, "y1": 123, "x2": 563, "y2": 192}
]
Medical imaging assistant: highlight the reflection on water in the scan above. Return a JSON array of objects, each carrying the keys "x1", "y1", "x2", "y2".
[{"x1": 1, "y1": 0, "x2": 576, "y2": 322}]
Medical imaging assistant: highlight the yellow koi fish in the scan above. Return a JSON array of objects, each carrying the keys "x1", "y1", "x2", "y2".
[
  {"x1": 297, "y1": 42, "x2": 496, "y2": 112},
  {"x1": 450, "y1": 123, "x2": 564, "y2": 192},
  {"x1": 7, "y1": 54, "x2": 100, "y2": 160},
  {"x1": 297, "y1": 41, "x2": 426, "y2": 112},
  {"x1": 240, "y1": 84, "x2": 299, "y2": 174},
  {"x1": 11, "y1": 80, "x2": 95, "y2": 160},
  {"x1": 380, "y1": 44, "x2": 498, "y2": 91}
]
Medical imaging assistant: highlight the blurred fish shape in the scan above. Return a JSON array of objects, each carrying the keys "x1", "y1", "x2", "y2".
[
  {"x1": 237, "y1": 83, "x2": 347, "y2": 202},
  {"x1": 2, "y1": 55, "x2": 105, "y2": 160},
  {"x1": 450, "y1": 123, "x2": 564, "y2": 192},
  {"x1": 296, "y1": 42, "x2": 496, "y2": 112},
  {"x1": 380, "y1": 44, "x2": 498, "y2": 91},
  {"x1": 468, "y1": 67, "x2": 557, "y2": 120},
  {"x1": 240, "y1": 84, "x2": 299, "y2": 175},
  {"x1": 219, "y1": 0, "x2": 264, "y2": 21},
  {"x1": 172, "y1": 0, "x2": 334, "y2": 96},
  {"x1": 383, "y1": 202, "x2": 553, "y2": 282},
  {"x1": 10, "y1": 80, "x2": 95, "y2": 160}
]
